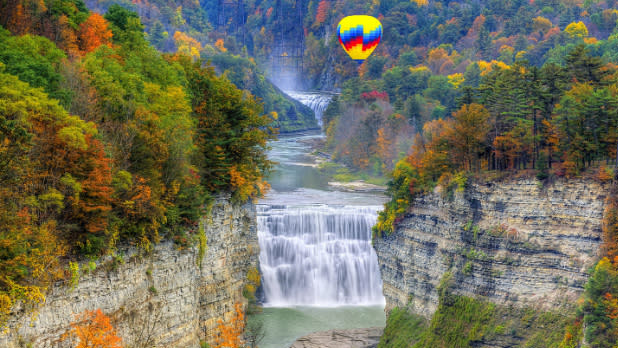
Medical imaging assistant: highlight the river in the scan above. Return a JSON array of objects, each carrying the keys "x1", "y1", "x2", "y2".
[{"x1": 252, "y1": 92, "x2": 387, "y2": 348}]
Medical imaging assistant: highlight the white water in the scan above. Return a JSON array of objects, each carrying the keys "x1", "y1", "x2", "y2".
[
  {"x1": 254, "y1": 92, "x2": 386, "y2": 347},
  {"x1": 258, "y1": 204, "x2": 385, "y2": 307},
  {"x1": 284, "y1": 91, "x2": 335, "y2": 126}
]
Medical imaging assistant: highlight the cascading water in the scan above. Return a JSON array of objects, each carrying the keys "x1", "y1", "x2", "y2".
[
  {"x1": 284, "y1": 91, "x2": 335, "y2": 126},
  {"x1": 257, "y1": 204, "x2": 384, "y2": 306},
  {"x1": 253, "y1": 91, "x2": 386, "y2": 348}
]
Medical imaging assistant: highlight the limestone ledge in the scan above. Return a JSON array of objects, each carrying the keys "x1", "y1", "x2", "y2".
[
  {"x1": 374, "y1": 178, "x2": 607, "y2": 319},
  {"x1": 290, "y1": 327, "x2": 383, "y2": 348},
  {"x1": 0, "y1": 195, "x2": 259, "y2": 348}
]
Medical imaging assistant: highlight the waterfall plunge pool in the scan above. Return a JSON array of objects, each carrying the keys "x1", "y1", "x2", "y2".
[{"x1": 249, "y1": 305, "x2": 386, "y2": 348}]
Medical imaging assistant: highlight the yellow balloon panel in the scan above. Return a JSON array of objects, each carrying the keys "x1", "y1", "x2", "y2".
[{"x1": 337, "y1": 15, "x2": 382, "y2": 62}]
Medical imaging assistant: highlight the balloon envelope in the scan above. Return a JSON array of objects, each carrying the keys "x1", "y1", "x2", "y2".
[{"x1": 337, "y1": 15, "x2": 382, "y2": 64}]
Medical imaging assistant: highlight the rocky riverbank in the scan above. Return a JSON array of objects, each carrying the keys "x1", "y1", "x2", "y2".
[{"x1": 290, "y1": 327, "x2": 383, "y2": 348}]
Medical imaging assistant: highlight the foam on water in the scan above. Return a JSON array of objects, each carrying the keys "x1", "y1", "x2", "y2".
[{"x1": 258, "y1": 204, "x2": 385, "y2": 307}]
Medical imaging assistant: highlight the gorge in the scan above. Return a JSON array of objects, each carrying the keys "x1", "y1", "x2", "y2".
[
  {"x1": 2, "y1": 0, "x2": 618, "y2": 346},
  {"x1": 0, "y1": 89, "x2": 612, "y2": 348}
]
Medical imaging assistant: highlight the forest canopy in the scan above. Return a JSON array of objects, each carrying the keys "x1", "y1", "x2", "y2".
[{"x1": 0, "y1": 0, "x2": 274, "y2": 326}]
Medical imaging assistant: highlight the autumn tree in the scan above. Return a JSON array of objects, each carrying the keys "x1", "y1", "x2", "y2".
[
  {"x1": 565, "y1": 21, "x2": 589, "y2": 39},
  {"x1": 314, "y1": 0, "x2": 329, "y2": 26},
  {"x1": 214, "y1": 303, "x2": 245, "y2": 348},
  {"x1": 78, "y1": 13, "x2": 113, "y2": 54},
  {"x1": 174, "y1": 31, "x2": 202, "y2": 59},
  {"x1": 67, "y1": 309, "x2": 123, "y2": 348},
  {"x1": 447, "y1": 104, "x2": 490, "y2": 171}
]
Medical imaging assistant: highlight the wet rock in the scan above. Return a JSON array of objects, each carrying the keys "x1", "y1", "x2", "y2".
[{"x1": 290, "y1": 327, "x2": 384, "y2": 348}]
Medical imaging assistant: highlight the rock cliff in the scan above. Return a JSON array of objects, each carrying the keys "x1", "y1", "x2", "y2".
[
  {"x1": 0, "y1": 196, "x2": 259, "y2": 348},
  {"x1": 374, "y1": 178, "x2": 607, "y2": 318}
]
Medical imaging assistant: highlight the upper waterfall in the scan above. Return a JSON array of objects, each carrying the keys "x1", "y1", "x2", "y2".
[{"x1": 284, "y1": 92, "x2": 336, "y2": 126}]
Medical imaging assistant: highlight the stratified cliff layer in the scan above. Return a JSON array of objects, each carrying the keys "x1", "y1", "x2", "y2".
[
  {"x1": 374, "y1": 179, "x2": 607, "y2": 318},
  {"x1": 0, "y1": 196, "x2": 258, "y2": 348}
]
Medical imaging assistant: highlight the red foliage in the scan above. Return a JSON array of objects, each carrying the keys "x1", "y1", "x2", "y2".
[
  {"x1": 315, "y1": 0, "x2": 329, "y2": 25},
  {"x1": 361, "y1": 90, "x2": 389, "y2": 101}
]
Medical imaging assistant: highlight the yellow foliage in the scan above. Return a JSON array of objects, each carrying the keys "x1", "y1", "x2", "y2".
[
  {"x1": 411, "y1": 0, "x2": 428, "y2": 6},
  {"x1": 173, "y1": 31, "x2": 201, "y2": 60},
  {"x1": 447, "y1": 73, "x2": 464, "y2": 89},
  {"x1": 247, "y1": 267, "x2": 261, "y2": 287},
  {"x1": 478, "y1": 60, "x2": 510, "y2": 76},
  {"x1": 0, "y1": 293, "x2": 11, "y2": 324},
  {"x1": 532, "y1": 16, "x2": 553, "y2": 32},
  {"x1": 565, "y1": 21, "x2": 589, "y2": 39},
  {"x1": 584, "y1": 37, "x2": 598, "y2": 44},
  {"x1": 409, "y1": 65, "x2": 431, "y2": 74}
]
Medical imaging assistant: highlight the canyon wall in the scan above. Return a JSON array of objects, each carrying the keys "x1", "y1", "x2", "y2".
[
  {"x1": 0, "y1": 195, "x2": 258, "y2": 348},
  {"x1": 374, "y1": 178, "x2": 607, "y2": 319}
]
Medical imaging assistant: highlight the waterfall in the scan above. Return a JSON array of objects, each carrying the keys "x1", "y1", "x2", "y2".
[
  {"x1": 257, "y1": 204, "x2": 385, "y2": 307},
  {"x1": 284, "y1": 92, "x2": 335, "y2": 126}
]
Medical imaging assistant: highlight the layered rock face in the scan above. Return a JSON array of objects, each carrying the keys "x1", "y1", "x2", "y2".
[
  {"x1": 0, "y1": 196, "x2": 258, "y2": 348},
  {"x1": 374, "y1": 179, "x2": 607, "y2": 318}
]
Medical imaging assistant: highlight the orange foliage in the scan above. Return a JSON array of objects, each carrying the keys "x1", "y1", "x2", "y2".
[
  {"x1": 68, "y1": 309, "x2": 122, "y2": 348},
  {"x1": 77, "y1": 136, "x2": 113, "y2": 235},
  {"x1": 78, "y1": 13, "x2": 113, "y2": 55},
  {"x1": 6, "y1": 3, "x2": 30, "y2": 35},
  {"x1": 57, "y1": 14, "x2": 80, "y2": 57},
  {"x1": 214, "y1": 303, "x2": 245, "y2": 348},
  {"x1": 214, "y1": 38, "x2": 227, "y2": 52},
  {"x1": 447, "y1": 104, "x2": 490, "y2": 171},
  {"x1": 544, "y1": 26, "x2": 561, "y2": 40},
  {"x1": 469, "y1": 15, "x2": 485, "y2": 35},
  {"x1": 604, "y1": 193, "x2": 618, "y2": 259},
  {"x1": 599, "y1": 166, "x2": 614, "y2": 182},
  {"x1": 427, "y1": 47, "x2": 451, "y2": 73},
  {"x1": 315, "y1": 0, "x2": 329, "y2": 25},
  {"x1": 376, "y1": 128, "x2": 391, "y2": 163}
]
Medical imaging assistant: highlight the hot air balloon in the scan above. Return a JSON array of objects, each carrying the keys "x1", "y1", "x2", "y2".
[{"x1": 337, "y1": 15, "x2": 382, "y2": 64}]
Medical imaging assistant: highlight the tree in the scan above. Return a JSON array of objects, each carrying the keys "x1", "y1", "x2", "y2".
[
  {"x1": 78, "y1": 13, "x2": 113, "y2": 54},
  {"x1": 214, "y1": 303, "x2": 245, "y2": 348},
  {"x1": 67, "y1": 309, "x2": 123, "y2": 348},
  {"x1": 475, "y1": 24, "x2": 492, "y2": 59},
  {"x1": 174, "y1": 31, "x2": 202, "y2": 59},
  {"x1": 183, "y1": 58, "x2": 274, "y2": 201},
  {"x1": 314, "y1": 0, "x2": 329, "y2": 26},
  {"x1": 565, "y1": 45, "x2": 607, "y2": 84},
  {"x1": 565, "y1": 21, "x2": 589, "y2": 39},
  {"x1": 447, "y1": 104, "x2": 490, "y2": 171}
]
